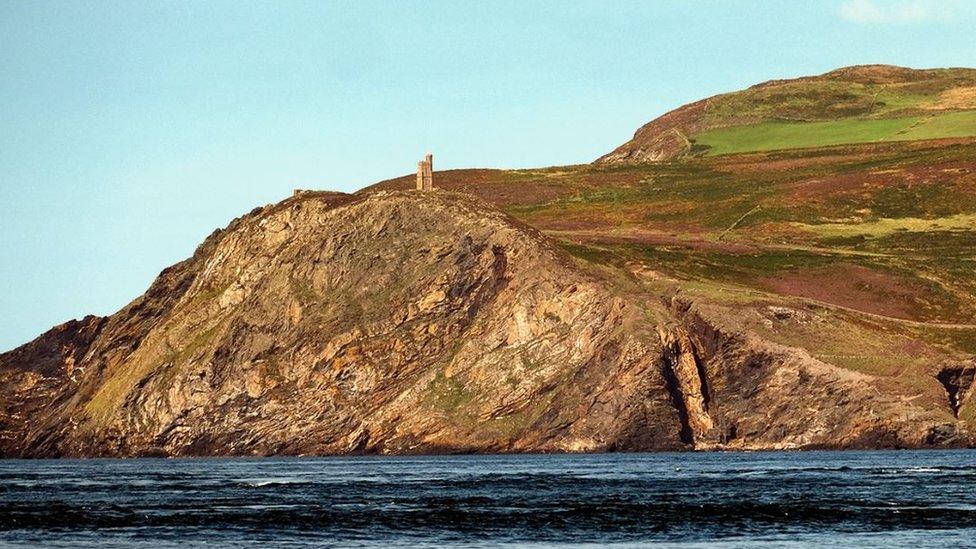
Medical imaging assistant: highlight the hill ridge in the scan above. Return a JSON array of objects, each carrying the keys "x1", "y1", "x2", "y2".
[{"x1": 597, "y1": 64, "x2": 976, "y2": 163}]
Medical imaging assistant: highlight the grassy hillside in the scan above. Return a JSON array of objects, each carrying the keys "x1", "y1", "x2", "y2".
[
  {"x1": 693, "y1": 111, "x2": 976, "y2": 155},
  {"x1": 600, "y1": 65, "x2": 976, "y2": 162}
]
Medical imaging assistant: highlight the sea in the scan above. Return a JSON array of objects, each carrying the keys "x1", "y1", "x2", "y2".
[{"x1": 1, "y1": 450, "x2": 975, "y2": 548}]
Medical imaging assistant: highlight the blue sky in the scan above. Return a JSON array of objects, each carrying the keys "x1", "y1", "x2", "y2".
[{"x1": 2, "y1": 0, "x2": 975, "y2": 351}]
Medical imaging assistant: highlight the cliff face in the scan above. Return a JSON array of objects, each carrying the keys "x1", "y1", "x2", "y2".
[{"x1": 1, "y1": 190, "x2": 971, "y2": 457}]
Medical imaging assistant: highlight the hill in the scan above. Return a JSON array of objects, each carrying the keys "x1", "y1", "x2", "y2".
[{"x1": 597, "y1": 65, "x2": 976, "y2": 163}]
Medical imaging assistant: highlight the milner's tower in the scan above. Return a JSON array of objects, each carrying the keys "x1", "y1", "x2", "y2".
[{"x1": 416, "y1": 153, "x2": 433, "y2": 190}]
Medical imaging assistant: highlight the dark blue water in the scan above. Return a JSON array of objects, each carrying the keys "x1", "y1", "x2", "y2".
[{"x1": 2, "y1": 451, "x2": 976, "y2": 548}]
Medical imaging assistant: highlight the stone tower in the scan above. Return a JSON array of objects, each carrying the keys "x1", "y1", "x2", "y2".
[{"x1": 416, "y1": 153, "x2": 433, "y2": 190}]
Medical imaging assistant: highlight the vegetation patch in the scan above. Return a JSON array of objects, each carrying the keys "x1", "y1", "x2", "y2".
[
  {"x1": 795, "y1": 213, "x2": 976, "y2": 239},
  {"x1": 424, "y1": 371, "x2": 475, "y2": 413},
  {"x1": 694, "y1": 111, "x2": 976, "y2": 156}
]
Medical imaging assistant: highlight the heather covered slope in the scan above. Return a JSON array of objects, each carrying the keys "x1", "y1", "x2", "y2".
[
  {"x1": 367, "y1": 140, "x2": 976, "y2": 323},
  {"x1": 597, "y1": 65, "x2": 976, "y2": 163}
]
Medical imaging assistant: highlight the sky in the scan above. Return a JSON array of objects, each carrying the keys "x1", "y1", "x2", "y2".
[{"x1": 2, "y1": 0, "x2": 976, "y2": 351}]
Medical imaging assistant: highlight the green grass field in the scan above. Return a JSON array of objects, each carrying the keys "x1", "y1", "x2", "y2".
[
  {"x1": 899, "y1": 110, "x2": 976, "y2": 140},
  {"x1": 694, "y1": 110, "x2": 976, "y2": 155}
]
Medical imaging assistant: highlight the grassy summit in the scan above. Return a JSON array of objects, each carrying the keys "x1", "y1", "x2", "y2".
[{"x1": 599, "y1": 65, "x2": 976, "y2": 162}]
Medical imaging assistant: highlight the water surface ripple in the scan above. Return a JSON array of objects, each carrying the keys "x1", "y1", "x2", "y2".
[{"x1": 2, "y1": 450, "x2": 975, "y2": 547}]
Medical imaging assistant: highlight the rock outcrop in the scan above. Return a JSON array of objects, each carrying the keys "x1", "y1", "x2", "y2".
[
  {"x1": 595, "y1": 99, "x2": 707, "y2": 164},
  {"x1": 1, "y1": 191, "x2": 972, "y2": 457}
]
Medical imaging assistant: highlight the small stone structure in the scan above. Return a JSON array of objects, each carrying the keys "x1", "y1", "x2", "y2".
[{"x1": 416, "y1": 153, "x2": 433, "y2": 190}]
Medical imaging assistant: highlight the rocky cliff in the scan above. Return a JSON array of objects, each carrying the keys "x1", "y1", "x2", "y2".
[{"x1": 2, "y1": 190, "x2": 971, "y2": 457}]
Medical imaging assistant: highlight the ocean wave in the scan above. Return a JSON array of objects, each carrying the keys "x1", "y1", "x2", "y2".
[{"x1": 239, "y1": 478, "x2": 305, "y2": 488}]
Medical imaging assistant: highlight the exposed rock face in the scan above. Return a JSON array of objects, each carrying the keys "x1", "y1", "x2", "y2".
[
  {"x1": 595, "y1": 99, "x2": 707, "y2": 164},
  {"x1": 667, "y1": 301, "x2": 971, "y2": 450},
  {"x1": 1, "y1": 191, "x2": 971, "y2": 457}
]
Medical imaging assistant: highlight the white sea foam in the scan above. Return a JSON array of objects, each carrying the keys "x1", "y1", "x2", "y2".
[{"x1": 243, "y1": 478, "x2": 303, "y2": 487}]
